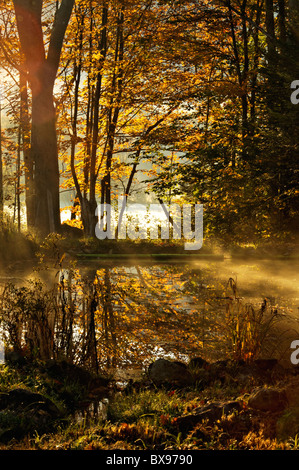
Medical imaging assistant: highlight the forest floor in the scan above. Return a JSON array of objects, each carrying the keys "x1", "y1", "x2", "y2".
[
  {"x1": 1, "y1": 356, "x2": 299, "y2": 450},
  {"x1": 1, "y1": 227, "x2": 299, "y2": 450}
]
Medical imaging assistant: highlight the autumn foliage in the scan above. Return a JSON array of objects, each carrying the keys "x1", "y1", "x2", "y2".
[{"x1": 0, "y1": 0, "x2": 297, "y2": 243}]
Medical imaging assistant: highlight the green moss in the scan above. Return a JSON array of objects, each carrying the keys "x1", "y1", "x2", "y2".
[{"x1": 276, "y1": 407, "x2": 299, "y2": 441}]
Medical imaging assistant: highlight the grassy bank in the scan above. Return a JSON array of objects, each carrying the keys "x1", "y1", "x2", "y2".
[{"x1": 1, "y1": 358, "x2": 299, "y2": 450}]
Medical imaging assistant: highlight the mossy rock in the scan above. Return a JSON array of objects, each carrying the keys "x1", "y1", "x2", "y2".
[
  {"x1": 276, "y1": 407, "x2": 299, "y2": 440},
  {"x1": 0, "y1": 388, "x2": 62, "y2": 443},
  {"x1": 44, "y1": 360, "x2": 109, "y2": 389}
]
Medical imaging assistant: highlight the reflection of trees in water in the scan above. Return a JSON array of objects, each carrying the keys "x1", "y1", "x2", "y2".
[
  {"x1": 2, "y1": 264, "x2": 280, "y2": 370},
  {"x1": 57, "y1": 267, "x2": 117, "y2": 371}
]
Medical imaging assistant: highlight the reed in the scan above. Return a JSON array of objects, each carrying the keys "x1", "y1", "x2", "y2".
[{"x1": 224, "y1": 277, "x2": 283, "y2": 361}]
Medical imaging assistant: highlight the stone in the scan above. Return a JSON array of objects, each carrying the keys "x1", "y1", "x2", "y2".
[
  {"x1": 247, "y1": 387, "x2": 288, "y2": 412},
  {"x1": 5, "y1": 350, "x2": 27, "y2": 366},
  {"x1": 0, "y1": 388, "x2": 61, "y2": 417},
  {"x1": 0, "y1": 388, "x2": 62, "y2": 443},
  {"x1": 276, "y1": 406, "x2": 299, "y2": 440},
  {"x1": 281, "y1": 376, "x2": 299, "y2": 408},
  {"x1": 44, "y1": 359, "x2": 109, "y2": 390},
  {"x1": 175, "y1": 401, "x2": 243, "y2": 432},
  {"x1": 148, "y1": 358, "x2": 194, "y2": 387},
  {"x1": 253, "y1": 359, "x2": 278, "y2": 372},
  {"x1": 60, "y1": 223, "x2": 83, "y2": 238},
  {"x1": 188, "y1": 357, "x2": 209, "y2": 370}
]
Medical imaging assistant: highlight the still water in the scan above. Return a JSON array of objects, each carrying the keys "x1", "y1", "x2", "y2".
[{"x1": 1, "y1": 255, "x2": 299, "y2": 367}]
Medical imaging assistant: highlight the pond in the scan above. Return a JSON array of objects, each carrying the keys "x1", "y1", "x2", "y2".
[{"x1": 0, "y1": 254, "x2": 299, "y2": 370}]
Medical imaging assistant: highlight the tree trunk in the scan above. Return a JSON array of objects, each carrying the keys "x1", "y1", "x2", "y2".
[
  {"x1": 13, "y1": 0, "x2": 75, "y2": 236},
  {"x1": 31, "y1": 79, "x2": 60, "y2": 234},
  {"x1": 265, "y1": 0, "x2": 276, "y2": 65},
  {"x1": 241, "y1": 0, "x2": 249, "y2": 160},
  {"x1": 87, "y1": 4, "x2": 108, "y2": 237},
  {"x1": 102, "y1": 9, "x2": 124, "y2": 210},
  {"x1": 71, "y1": 3, "x2": 108, "y2": 238},
  {"x1": 289, "y1": 0, "x2": 299, "y2": 34},
  {"x1": 0, "y1": 91, "x2": 3, "y2": 221},
  {"x1": 250, "y1": 0, "x2": 262, "y2": 127},
  {"x1": 278, "y1": 0, "x2": 286, "y2": 43},
  {"x1": 20, "y1": 74, "x2": 35, "y2": 229}
]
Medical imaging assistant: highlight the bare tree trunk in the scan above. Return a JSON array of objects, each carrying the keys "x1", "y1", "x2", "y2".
[
  {"x1": 71, "y1": 3, "x2": 108, "y2": 238},
  {"x1": 102, "y1": 9, "x2": 124, "y2": 212},
  {"x1": 87, "y1": 4, "x2": 108, "y2": 237},
  {"x1": 227, "y1": 0, "x2": 250, "y2": 161},
  {"x1": 17, "y1": 121, "x2": 21, "y2": 231},
  {"x1": 289, "y1": 0, "x2": 299, "y2": 35},
  {"x1": 250, "y1": 0, "x2": 262, "y2": 126},
  {"x1": 115, "y1": 106, "x2": 178, "y2": 238},
  {"x1": 241, "y1": 0, "x2": 249, "y2": 131}
]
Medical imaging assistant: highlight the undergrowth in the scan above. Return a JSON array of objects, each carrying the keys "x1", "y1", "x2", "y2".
[{"x1": 0, "y1": 361, "x2": 297, "y2": 450}]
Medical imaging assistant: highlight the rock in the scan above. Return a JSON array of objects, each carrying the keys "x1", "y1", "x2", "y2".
[
  {"x1": 87, "y1": 386, "x2": 110, "y2": 401},
  {"x1": 281, "y1": 376, "x2": 299, "y2": 408},
  {"x1": 273, "y1": 377, "x2": 299, "y2": 439},
  {"x1": 190, "y1": 369, "x2": 212, "y2": 390},
  {"x1": 247, "y1": 387, "x2": 288, "y2": 412},
  {"x1": 172, "y1": 360, "x2": 188, "y2": 369},
  {"x1": 188, "y1": 358, "x2": 254, "y2": 389},
  {"x1": 175, "y1": 401, "x2": 243, "y2": 432},
  {"x1": 148, "y1": 359, "x2": 194, "y2": 387},
  {"x1": 207, "y1": 359, "x2": 235, "y2": 378},
  {"x1": 5, "y1": 350, "x2": 27, "y2": 366},
  {"x1": 184, "y1": 358, "x2": 281, "y2": 391},
  {"x1": 44, "y1": 360, "x2": 109, "y2": 390},
  {"x1": 253, "y1": 359, "x2": 278, "y2": 372},
  {"x1": 276, "y1": 406, "x2": 299, "y2": 440},
  {"x1": 0, "y1": 388, "x2": 60, "y2": 417},
  {"x1": 201, "y1": 360, "x2": 233, "y2": 385},
  {"x1": 60, "y1": 223, "x2": 83, "y2": 238},
  {"x1": 205, "y1": 359, "x2": 279, "y2": 386},
  {"x1": 188, "y1": 357, "x2": 209, "y2": 370},
  {"x1": 0, "y1": 388, "x2": 62, "y2": 443}
]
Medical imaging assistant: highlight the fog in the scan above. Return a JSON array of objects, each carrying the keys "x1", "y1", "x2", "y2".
[
  {"x1": 193, "y1": 257, "x2": 299, "y2": 309},
  {"x1": 2, "y1": 249, "x2": 299, "y2": 367}
]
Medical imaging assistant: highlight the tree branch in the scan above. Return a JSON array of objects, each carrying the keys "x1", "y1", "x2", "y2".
[{"x1": 47, "y1": 0, "x2": 75, "y2": 82}]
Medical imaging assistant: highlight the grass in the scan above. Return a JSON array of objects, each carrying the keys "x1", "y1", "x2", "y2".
[
  {"x1": 0, "y1": 361, "x2": 87, "y2": 417},
  {"x1": 1, "y1": 231, "x2": 299, "y2": 449},
  {"x1": 0, "y1": 217, "x2": 37, "y2": 267},
  {"x1": 47, "y1": 234, "x2": 219, "y2": 257},
  {"x1": 0, "y1": 359, "x2": 297, "y2": 450}
]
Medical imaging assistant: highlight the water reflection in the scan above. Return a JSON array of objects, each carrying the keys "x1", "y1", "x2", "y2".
[
  {"x1": 1, "y1": 256, "x2": 299, "y2": 368},
  {"x1": 74, "y1": 398, "x2": 109, "y2": 424}
]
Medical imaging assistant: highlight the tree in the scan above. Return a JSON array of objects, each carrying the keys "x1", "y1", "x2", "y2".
[
  {"x1": 0, "y1": 90, "x2": 3, "y2": 221},
  {"x1": 169, "y1": 0, "x2": 299, "y2": 242},
  {"x1": 12, "y1": 0, "x2": 75, "y2": 235},
  {"x1": 59, "y1": 0, "x2": 185, "y2": 237}
]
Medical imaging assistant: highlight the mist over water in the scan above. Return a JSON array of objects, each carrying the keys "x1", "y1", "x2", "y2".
[
  {"x1": 193, "y1": 258, "x2": 299, "y2": 308},
  {"x1": 1, "y1": 248, "x2": 299, "y2": 368},
  {"x1": 3, "y1": 251, "x2": 299, "y2": 317},
  {"x1": 5, "y1": 252, "x2": 299, "y2": 293}
]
